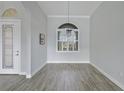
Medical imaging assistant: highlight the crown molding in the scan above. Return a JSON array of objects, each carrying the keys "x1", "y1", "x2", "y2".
[
  {"x1": 47, "y1": 61, "x2": 90, "y2": 63},
  {"x1": 47, "y1": 15, "x2": 90, "y2": 18}
]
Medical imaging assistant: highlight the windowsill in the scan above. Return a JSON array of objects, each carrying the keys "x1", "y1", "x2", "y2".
[{"x1": 56, "y1": 51, "x2": 79, "y2": 53}]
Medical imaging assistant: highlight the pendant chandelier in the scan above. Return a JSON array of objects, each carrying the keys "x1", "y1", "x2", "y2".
[
  {"x1": 67, "y1": 0, "x2": 70, "y2": 24},
  {"x1": 66, "y1": 1, "x2": 72, "y2": 37}
]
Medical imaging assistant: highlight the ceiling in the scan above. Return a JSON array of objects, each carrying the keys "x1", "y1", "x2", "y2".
[{"x1": 38, "y1": 1, "x2": 102, "y2": 17}]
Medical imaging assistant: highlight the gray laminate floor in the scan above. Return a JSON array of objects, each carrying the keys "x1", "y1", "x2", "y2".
[{"x1": 0, "y1": 63, "x2": 123, "y2": 91}]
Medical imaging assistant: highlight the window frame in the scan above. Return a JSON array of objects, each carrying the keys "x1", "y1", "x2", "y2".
[{"x1": 56, "y1": 28, "x2": 79, "y2": 53}]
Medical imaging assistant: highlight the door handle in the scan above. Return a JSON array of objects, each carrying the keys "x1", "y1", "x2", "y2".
[{"x1": 16, "y1": 51, "x2": 19, "y2": 56}]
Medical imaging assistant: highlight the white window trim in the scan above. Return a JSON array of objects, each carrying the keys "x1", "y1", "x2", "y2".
[{"x1": 56, "y1": 28, "x2": 80, "y2": 53}]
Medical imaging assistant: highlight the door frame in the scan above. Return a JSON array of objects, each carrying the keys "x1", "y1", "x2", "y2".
[{"x1": 0, "y1": 19, "x2": 21, "y2": 74}]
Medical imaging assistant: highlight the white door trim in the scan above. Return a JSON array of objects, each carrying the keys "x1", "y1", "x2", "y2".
[{"x1": 0, "y1": 19, "x2": 21, "y2": 74}]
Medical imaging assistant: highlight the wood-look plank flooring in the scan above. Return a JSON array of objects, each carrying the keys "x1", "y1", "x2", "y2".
[{"x1": 0, "y1": 63, "x2": 123, "y2": 91}]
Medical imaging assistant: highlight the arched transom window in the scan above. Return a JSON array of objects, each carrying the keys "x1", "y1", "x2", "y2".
[{"x1": 57, "y1": 23, "x2": 79, "y2": 52}]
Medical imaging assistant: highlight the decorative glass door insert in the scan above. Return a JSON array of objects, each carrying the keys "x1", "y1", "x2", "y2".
[
  {"x1": 0, "y1": 19, "x2": 21, "y2": 74},
  {"x1": 2, "y1": 24, "x2": 13, "y2": 69}
]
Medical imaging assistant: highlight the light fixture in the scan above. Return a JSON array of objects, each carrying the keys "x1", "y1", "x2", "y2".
[
  {"x1": 66, "y1": 0, "x2": 72, "y2": 37},
  {"x1": 67, "y1": 0, "x2": 70, "y2": 24}
]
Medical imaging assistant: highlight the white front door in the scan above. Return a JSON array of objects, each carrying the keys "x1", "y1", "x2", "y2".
[{"x1": 0, "y1": 19, "x2": 21, "y2": 74}]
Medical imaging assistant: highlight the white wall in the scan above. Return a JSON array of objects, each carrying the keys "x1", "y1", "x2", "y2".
[
  {"x1": 0, "y1": 1, "x2": 31, "y2": 75},
  {"x1": 90, "y1": 1, "x2": 124, "y2": 86},
  {"x1": 0, "y1": 1, "x2": 47, "y2": 76},
  {"x1": 47, "y1": 17, "x2": 89, "y2": 62},
  {"x1": 22, "y1": 2, "x2": 47, "y2": 75}
]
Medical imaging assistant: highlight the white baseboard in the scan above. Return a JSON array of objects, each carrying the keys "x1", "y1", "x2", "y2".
[
  {"x1": 90, "y1": 63, "x2": 124, "y2": 90},
  {"x1": 26, "y1": 62, "x2": 46, "y2": 79},
  {"x1": 19, "y1": 72, "x2": 26, "y2": 75},
  {"x1": 20, "y1": 72, "x2": 32, "y2": 78},
  {"x1": 32, "y1": 62, "x2": 46, "y2": 77},
  {"x1": 26, "y1": 74, "x2": 32, "y2": 78},
  {"x1": 47, "y1": 61, "x2": 90, "y2": 63}
]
